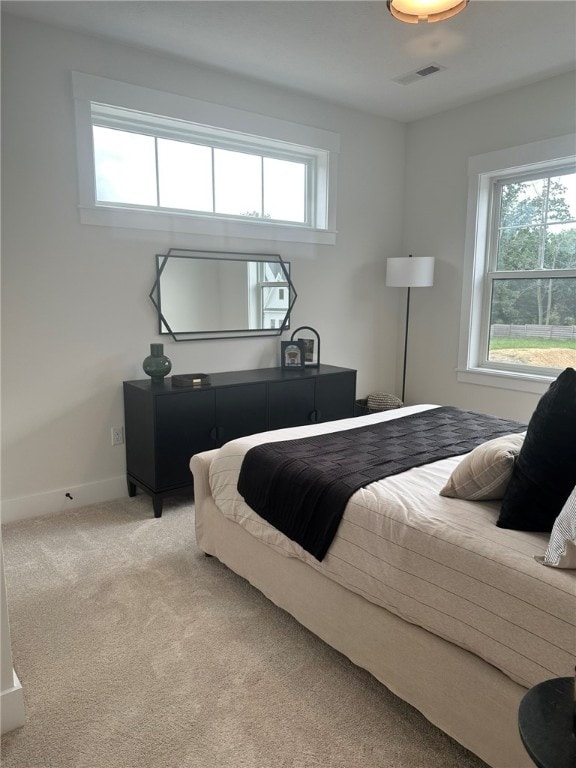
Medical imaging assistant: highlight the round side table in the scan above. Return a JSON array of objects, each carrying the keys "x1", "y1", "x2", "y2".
[{"x1": 518, "y1": 677, "x2": 575, "y2": 768}]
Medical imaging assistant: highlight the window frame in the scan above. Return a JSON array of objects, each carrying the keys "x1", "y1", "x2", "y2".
[
  {"x1": 458, "y1": 134, "x2": 576, "y2": 394},
  {"x1": 72, "y1": 72, "x2": 339, "y2": 244}
]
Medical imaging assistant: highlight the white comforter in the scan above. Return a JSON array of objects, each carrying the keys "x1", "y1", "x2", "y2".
[{"x1": 208, "y1": 405, "x2": 575, "y2": 689}]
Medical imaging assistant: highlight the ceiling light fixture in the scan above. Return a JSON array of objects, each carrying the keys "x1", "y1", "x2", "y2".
[{"x1": 387, "y1": 0, "x2": 469, "y2": 24}]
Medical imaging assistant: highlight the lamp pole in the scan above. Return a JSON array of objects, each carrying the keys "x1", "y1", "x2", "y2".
[{"x1": 401, "y1": 286, "x2": 411, "y2": 403}]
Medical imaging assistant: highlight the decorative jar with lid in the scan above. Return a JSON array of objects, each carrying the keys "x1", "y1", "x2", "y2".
[{"x1": 142, "y1": 343, "x2": 172, "y2": 384}]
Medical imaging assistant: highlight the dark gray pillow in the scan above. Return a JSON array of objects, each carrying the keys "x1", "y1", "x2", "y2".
[{"x1": 497, "y1": 367, "x2": 576, "y2": 532}]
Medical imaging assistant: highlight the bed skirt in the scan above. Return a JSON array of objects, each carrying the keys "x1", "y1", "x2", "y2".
[{"x1": 191, "y1": 449, "x2": 531, "y2": 768}]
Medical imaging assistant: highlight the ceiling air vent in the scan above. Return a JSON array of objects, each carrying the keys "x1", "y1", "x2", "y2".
[{"x1": 392, "y1": 63, "x2": 446, "y2": 86}]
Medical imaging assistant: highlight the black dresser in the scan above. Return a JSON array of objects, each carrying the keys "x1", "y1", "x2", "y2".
[{"x1": 123, "y1": 364, "x2": 357, "y2": 516}]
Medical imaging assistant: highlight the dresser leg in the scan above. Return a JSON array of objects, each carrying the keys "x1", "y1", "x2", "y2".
[
  {"x1": 127, "y1": 479, "x2": 137, "y2": 497},
  {"x1": 152, "y1": 496, "x2": 163, "y2": 518}
]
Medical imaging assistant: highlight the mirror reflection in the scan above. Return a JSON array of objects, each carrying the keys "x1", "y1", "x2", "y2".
[{"x1": 150, "y1": 249, "x2": 296, "y2": 341}]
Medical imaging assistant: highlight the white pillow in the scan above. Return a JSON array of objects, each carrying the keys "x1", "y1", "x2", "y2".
[
  {"x1": 439, "y1": 432, "x2": 525, "y2": 501},
  {"x1": 536, "y1": 484, "x2": 576, "y2": 569}
]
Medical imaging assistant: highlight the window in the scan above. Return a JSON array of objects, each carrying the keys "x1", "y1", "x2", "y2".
[
  {"x1": 91, "y1": 107, "x2": 311, "y2": 224},
  {"x1": 72, "y1": 73, "x2": 339, "y2": 244},
  {"x1": 459, "y1": 135, "x2": 576, "y2": 393}
]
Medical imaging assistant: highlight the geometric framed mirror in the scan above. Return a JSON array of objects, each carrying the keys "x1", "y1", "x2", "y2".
[{"x1": 149, "y1": 248, "x2": 297, "y2": 341}]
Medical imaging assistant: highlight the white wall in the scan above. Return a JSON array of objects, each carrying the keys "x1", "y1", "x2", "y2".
[
  {"x1": 402, "y1": 71, "x2": 576, "y2": 421},
  {"x1": 1, "y1": 15, "x2": 406, "y2": 520}
]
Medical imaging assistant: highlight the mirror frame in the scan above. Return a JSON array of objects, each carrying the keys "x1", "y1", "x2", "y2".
[{"x1": 149, "y1": 248, "x2": 297, "y2": 341}]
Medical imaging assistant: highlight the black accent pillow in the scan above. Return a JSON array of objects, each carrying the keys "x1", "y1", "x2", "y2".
[{"x1": 497, "y1": 367, "x2": 576, "y2": 532}]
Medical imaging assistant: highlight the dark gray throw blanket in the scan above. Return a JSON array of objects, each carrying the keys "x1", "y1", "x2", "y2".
[{"x1": 237, "y1": 406, "x2": 526, "y2": 561}]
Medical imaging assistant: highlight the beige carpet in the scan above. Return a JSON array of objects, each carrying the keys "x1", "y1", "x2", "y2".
[{"x1": 1, "y1": 496, "x2": 488, "y2": 768}]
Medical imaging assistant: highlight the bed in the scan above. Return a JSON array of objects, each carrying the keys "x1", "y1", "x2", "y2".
[{"x1": 191, "y1": 402, "x2": 576, "y2": 768}]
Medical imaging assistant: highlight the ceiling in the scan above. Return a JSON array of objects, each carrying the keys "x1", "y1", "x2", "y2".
[{"x1": 3, "y1": 1, "x2": 576, "y2": 122}]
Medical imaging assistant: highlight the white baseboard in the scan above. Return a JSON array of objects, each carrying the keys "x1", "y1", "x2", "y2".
[
  {"x1": 1, "y1": 476, "x2": 128, "y2": 523},
  {"x1": 1, "y1": 669, "x2": 25, "y2": 734}
]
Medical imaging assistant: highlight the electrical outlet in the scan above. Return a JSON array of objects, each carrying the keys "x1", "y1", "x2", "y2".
[{"x1": 111, "y1": 426, "x2": 124, "y2": 446}]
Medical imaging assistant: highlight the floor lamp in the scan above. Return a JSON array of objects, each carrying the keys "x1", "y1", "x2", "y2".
[{"x1": 386, "y1": 255, "x2": 435, "y2": 403}]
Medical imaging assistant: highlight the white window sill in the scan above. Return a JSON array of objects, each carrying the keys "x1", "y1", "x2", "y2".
[
  {"x1": 456, "y1": 366, "x2": 553, "y2": 395},
  {"x1": 79, "y1": 205, "x2": 337, "y2": 245}
]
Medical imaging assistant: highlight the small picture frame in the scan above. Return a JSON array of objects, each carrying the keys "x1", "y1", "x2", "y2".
[
  {"x1": 291, "y1": 326, "x2": 320, "y2": 367},
  {"x1": 299, "y1": 337, "x2": 315, "y2": 365},
  {"x1": 281, "y1": 340, "x2": 306, "y2": 369}
]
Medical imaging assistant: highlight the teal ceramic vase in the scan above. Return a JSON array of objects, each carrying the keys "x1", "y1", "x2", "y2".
[{"x1": 143, "y1": 343, "x2": 172, "y2": 384}]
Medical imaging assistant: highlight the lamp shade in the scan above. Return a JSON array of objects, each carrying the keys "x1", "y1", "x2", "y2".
[{"x1": 386, "y1": 256, "x2": 435, "y2": 288}]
